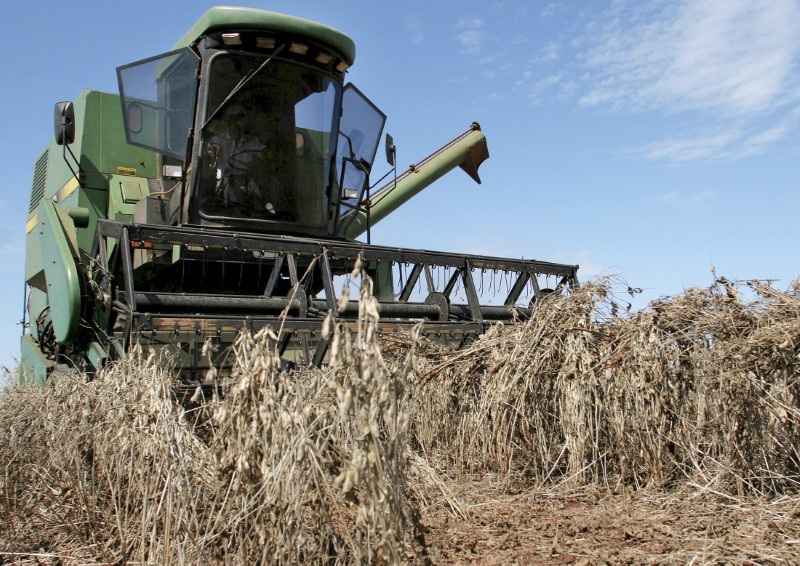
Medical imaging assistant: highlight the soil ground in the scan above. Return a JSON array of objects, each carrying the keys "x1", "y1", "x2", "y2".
[{"x1": 415, "y1": 477, "x2": 800, "y2": 564}]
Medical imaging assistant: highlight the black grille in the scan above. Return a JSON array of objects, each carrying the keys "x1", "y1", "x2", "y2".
[{"x1": 29, "y1": 150, "x2": 48, "y2": 214}]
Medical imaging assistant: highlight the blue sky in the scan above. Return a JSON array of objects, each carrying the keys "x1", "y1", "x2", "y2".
[{"x1": 2, "y1": 0, "x2": 799, "y2": 373}]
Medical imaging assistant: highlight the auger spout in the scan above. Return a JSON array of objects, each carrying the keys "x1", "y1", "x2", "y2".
[{"x1": 345, "y1": 123, "x2": 489, "y2": 240}]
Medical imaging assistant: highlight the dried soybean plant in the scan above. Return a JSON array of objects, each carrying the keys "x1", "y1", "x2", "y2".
[
  {"x1": 409, "y1": 281, "x2": 606, "y2": 481},
  {"x1": 0, "y1": 349, "x2": 217, "y2": 563},
  {"x1": 204, "y1": 327, "x2": 346, "y2": 563},
  {"x1": 4, "y1": 272, "x2": 800, "y2": 562},
  {"x1": 328, "y1": 257, "x2": 422, "y2": 562},
  {"x1": 198, "y1": 256, "x2": 422, "y2": 563},
  {"x1": 1, "y1": 260, "x2": 424, "y2": 563},
  {"x1": 410, "y1": 277, "x2": 800, "y2": 495}
]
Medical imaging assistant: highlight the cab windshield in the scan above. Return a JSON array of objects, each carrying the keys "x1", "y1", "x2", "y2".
[{"x1": 196, "y1": 52, "x2": 340, "y2": 229}]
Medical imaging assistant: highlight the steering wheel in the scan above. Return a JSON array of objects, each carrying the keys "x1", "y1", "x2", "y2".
[{"x1": 227, "y1": 148, "x2": 264, "y2": 171}]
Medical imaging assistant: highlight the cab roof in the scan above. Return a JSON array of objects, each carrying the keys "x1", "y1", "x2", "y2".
[{"x1": 173, "y1": 6, "x2": 356, "y2": 65}]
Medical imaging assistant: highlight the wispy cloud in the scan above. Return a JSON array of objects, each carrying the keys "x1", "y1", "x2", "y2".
[
  {"x1": 477, "y1": 51, "x2": 505, "y2": 66},
  {"x1": 579, "y1": 0, "x2": 800, "y2": 116},
  {"x1": 540, "y1": 3, "x2": 564, "y2": 19},
  {"x1": 536, "y1": 41, "x2": 561, "y2": 63},
  {"x1": 643, "y1": 128, "x2": 742, "y2": 161},
  {"x1": 638, "y1": 105, "x2": 800, "y2": 161},
  {"x1": 523, "y1": 74, "x2": 566, "y2": 105},
  {"x1": 0, "y1": 243, "x2": 23, "y2": 257},
  {"x1": 454, "y1": 16, "x2": 485, "y2": 54},
  {"x1": 461, "y1": 0, "x2": 800, "y2": 162},
  {"x1": 405, "y1": 17, "x2": 424, "y2": 45},
  {"x1": 738, "y1": 125, "x2": 791, "y2": 157},
  {"x1": 468, "y1": 91, "x2": 505, "y2": 114}
]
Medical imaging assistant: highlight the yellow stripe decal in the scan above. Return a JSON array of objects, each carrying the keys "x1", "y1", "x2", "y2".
[
  {"x1": 55, "y1": 177, "x2": 80, "y2": 203},
  {"x1": 25, "y1": 214, "x2": 38, "y2": 234}
]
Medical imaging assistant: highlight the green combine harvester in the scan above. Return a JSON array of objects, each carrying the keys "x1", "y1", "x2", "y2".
[{"x1": 21, "y1": 6, "x2": 579, "y2": 385}]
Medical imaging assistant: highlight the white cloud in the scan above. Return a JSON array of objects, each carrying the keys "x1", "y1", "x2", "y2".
[
  {"x1": 538, "y1": 41, "x2": 560, "y2": 63},
  {"x1": 0, "y1": 243, "x2": 24, "y2": 257},
  {"x1": 454, "y1": 16, "x2": 485, "y2": 54},
  {"x1": 540, "y1": 3, "x2": 563, "y2": 19},
  {"x1": 461, "y1": 0, "x2": 800, "y2": 162},
  {"x1": 525, "y1": 74, "x2": 564, "y2": 105},
  {"x1": 469, "y1": 91, "x2": 505, "y2": 114},
  {"x1": 478, "y1": 51, "x2": 505, "y2": 66},
  {"x1": 643, "y1": 128, "x2": 742, "y2": 161},
  {"x1": 580, "y1": 0, "x2": 800, "y2": 116},
  {"x1": 567, "y1": 0, "x2": 800, "y2": 162},
  {"x1": 639, "y1": 106, "x2": 800, "y2": 161},
  {"x1": 405, "y1": 18, "x2": 424, "y2": 45},
  {"x1": 737, "y1": 124, "x2": 792, "y2": 157}
]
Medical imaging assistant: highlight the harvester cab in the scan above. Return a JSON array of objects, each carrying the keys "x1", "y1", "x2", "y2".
[
  {"x1": 21, "y1": 6, "x2": 579, "y2": 385},
  {"x1": 116, "y1": 21, "x2": 383, "y2": 240}
]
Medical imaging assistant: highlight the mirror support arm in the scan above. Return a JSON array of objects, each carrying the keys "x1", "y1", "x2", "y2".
[
  {"x1": 54, "y1": 101, "x2": 85, "y2": 186},
  {"x1": 62, "y1": 143, "x2": 86, "y2": 187}
]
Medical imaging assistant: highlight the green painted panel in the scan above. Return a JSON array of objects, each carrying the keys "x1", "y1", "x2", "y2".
[
  {"x1": 38, "y1": 199, "x2": 81, "y2": 343},
  {"x1": 79, "y1": 90, "x2": 158, "y2": 179},
  {"x1": 120, "y1": 179, "x2": 147, "y2": 203},
  {"x1": 25, "y1": 227, "x2": 45, "y2": 290},
  {"x1": 174, "y1": 6, "x2": 356, "y2": 65},
  {"x1": 20, "y1": 334, "x2": 51, "y2": 386},
  {"x1": 109, "y1": 174, "x2": 150, "y2": 220},
  {"x1": 77, "y1": 187, "x2": 108, "y2": 254}
]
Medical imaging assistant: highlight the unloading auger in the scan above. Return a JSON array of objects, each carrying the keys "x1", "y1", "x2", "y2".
[{"x1": 21, "y1": 6, "x2": 578, "y2": 384}]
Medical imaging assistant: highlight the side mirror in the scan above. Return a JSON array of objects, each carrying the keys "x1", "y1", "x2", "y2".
[
  {"x1": 54, "y1": 101, "x2": 75, "y2": 145},
  {"x1": 384, "y1": 133, "x2": 396, "y2": 166}
]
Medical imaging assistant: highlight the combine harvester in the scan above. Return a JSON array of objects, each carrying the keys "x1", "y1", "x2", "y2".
[{"x1": 21, "y1": 6, "x2": 578, "y2": 384}]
